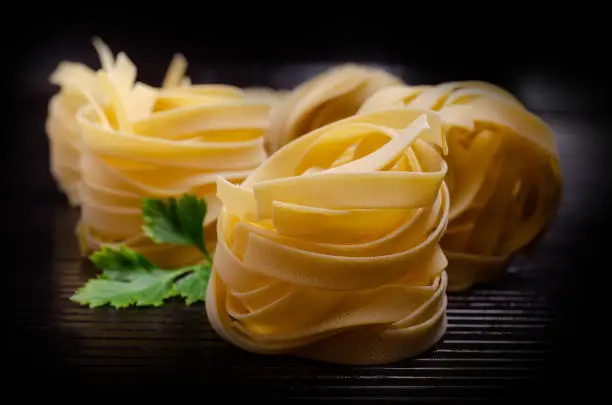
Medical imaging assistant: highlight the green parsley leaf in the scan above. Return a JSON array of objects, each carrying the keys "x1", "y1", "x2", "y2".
[
  {"x1": 173, "y1": 262, "x2": 212, "y2": 305},
  {"x1": 142, "y1": 194, "x2": 210, "y2": 260},
  {"x1": 71, "y1": 247, "x2": 193, "y2": 308},
  {"x1": 71, "y1": 193, "x2": 214, "y2": 309},
  {"x1": 91, "y1": 245, "x2": 155, "y2": 277}
]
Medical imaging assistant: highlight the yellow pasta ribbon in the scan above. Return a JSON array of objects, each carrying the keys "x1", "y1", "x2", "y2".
[
  {"x1": 46, "y1": 38, "x2": 192, "y2": 206},
  {"x1": 243, "y1": 87, "x2": 288, "y2": 107},
  {"x1": 265, "y1": 64, "x2": 403, "y2": 154},
  {"x1": 359, "y1": 82, "x2": 563, "y2": 291},
  {"x1": 207, "y1": 108, "x2": 450, "y2": 365},
  {"x1": 46, "y1": 62, "x2": 103, "y2": 205},
  {"x1": 57, "y1": 39, "x2": 271, "y2": 268}
]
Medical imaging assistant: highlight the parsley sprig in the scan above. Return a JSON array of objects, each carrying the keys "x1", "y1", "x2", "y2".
[{"x1": 71, "y1": 194, "x2": 212, "y2": 309}]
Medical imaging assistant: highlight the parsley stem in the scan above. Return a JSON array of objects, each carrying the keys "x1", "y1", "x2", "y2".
[{"x1": 200, "y1": 248, "x2": 212, "y2": 264}]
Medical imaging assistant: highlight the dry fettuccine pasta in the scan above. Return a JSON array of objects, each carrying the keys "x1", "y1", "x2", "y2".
[
  {"x1": 72, "y1": 43, "x2": 271, "y2": 268},
  {"x1": 243, "y1": 87, "x2": 288, "y2": 107},
  {"x1": 265, "y1": 64, "x2": 403, "y2": 154},
  {"x1": 207, "y1": 108, "x2": 450, "y2": 365},
  {"x1": 46, "y1": 42, "x2": 105, "y2": 206},
  {"x1": 359, "y1": 82, "x2": 563, "y2": 291},
  {"x1": 46, "y1": 38, "x2": 191, "y2": 206}
]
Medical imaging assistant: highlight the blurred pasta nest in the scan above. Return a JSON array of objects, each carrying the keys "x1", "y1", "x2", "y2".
[
  {"x1": 207, "y1": 109, "x2": 450, "y2": 365},
  {"x1": 266, "y1": 67, "x2": 562, "y2": 291},
  {"x1": 265, "y1": 64, "x2": 403, "y2": 154},
  {"x1": 46, "y1": 49, "x2": 106, "y2": 206},
  {"x1": 242, "y1": 87, "x2": 288, "y2": 107},
  {"x1": 359, "y1": 82, "x2": 563, "y2": 290},
  {"x1": 46, "y1": 39, "x2": 276, "y2": 267}
]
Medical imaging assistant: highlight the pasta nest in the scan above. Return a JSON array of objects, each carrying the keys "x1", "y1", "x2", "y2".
[
  {"x1": 207, "y1": 108, "x2": 450, "y2": 365},
  {"x1": 48, "y1": 39, "x2": 273, "y2": 267},
  {"x1": 359, "y1": 82, "x2": 563, "y2": 290},
  {"x1": 265, "y1": 64, "x2": 403, "y2": 154},
  {"x1": 45, "y1": 38, "x2": 193, "y2": 206}
]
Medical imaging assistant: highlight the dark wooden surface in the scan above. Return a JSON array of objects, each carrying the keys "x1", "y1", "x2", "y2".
[{"x1": 7, "y1": 56, "x2": 610, "y2": 401}]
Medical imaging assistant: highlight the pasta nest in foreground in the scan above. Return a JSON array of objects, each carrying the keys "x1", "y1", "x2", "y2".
[
  {"x1": 265, "y1": 64, "x2": 403, "y2": 154},
  {"x1": 207, "y1": 108, "x2": 450, "y2": 365},
  {"x1": 359, "y1": 82, "x2": 563, "y2": 290},
  {"x1": 69, "y1": 45, "x2": 271, "y2": 267}
]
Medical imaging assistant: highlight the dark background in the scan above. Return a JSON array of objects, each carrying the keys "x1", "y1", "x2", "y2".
[{"x1": 6, "y1": 9, "x2": 609, "y2": 401}]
